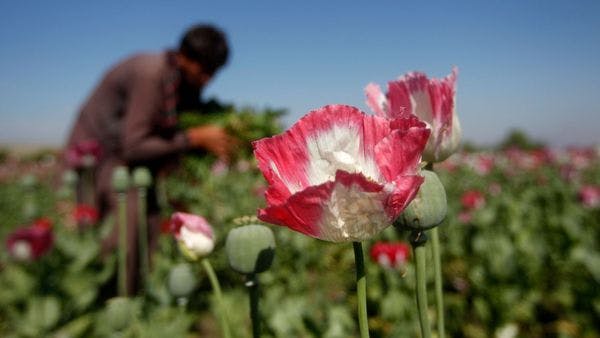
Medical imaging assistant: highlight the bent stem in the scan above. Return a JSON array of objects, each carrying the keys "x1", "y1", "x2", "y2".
[
  {"x1": 410, "y1": 231, "x2": 431, "y2": 338},
  {"x1": 431, "y1": 227, "x2": 445, "y2": 338},
  {"x1": 353, "y1": 241, "x2": 370, "y2": 338},
  {"x1": 202, "y1": 259, "x2": 232, "y2": 338},
  {"x1": 246, "y1": 273, "x2": 261, "y2": 338},
  {"x1": 117, "y1": 192, "x2": 127, "y2": 296}
]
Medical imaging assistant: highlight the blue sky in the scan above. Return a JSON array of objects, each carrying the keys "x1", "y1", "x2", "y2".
[{"x1": 1, "y1": 1, "x2": 599, "y2": 147}]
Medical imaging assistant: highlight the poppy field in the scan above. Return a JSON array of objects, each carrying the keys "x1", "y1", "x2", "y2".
[
  {"x1": 1, "y1": 115, "x2": 598, "y2": 338},
  {"x1": 1, "y1": 72, "x2": 600, "y2": 337}
]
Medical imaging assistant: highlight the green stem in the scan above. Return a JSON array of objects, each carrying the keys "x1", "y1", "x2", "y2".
[
  {"x1": 353, "y1": 241, "x2": 370, "y2": 338},
  {"x1": 82, "y1": 168, "x2": 94, "y2": 206},
  {"x1": 202, "y1": 259, "x2": 232, "y2": 338},
  {"x1": 426, "y1": 162, "x2": 445, "y2": 338},
  {"x1": 431, "y1": 227, "x2": 445, "y2": 338},
  {"x1": 137, "y1": 188, "x2": 149, "y2": 293},
  {"x1": 410, "y1": 231, "x2": 431, "y2": 338},
  {"x1": 117, "y1": 192, "x2": 127, "y2": 296},
  {"x1": 247, "y1": 274, "x2": 260, "y2": 338}
]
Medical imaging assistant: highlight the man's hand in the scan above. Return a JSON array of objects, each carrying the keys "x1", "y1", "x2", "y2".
[{"x1": 186, "y1": 125, "x2": 238, "y2": 160}]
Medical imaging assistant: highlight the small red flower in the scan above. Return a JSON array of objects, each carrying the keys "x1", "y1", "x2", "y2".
[
  {"x1": 32, "y1": 217, "x2": 53, "y2": 230},
  {"x1": 6, "y1": 220, "x2": 54, "y2": 261},
  {"x1": 370, "y1": 242, "x2": 411, "y2": 270},
  {"x1": 65, "y1": 140, "x2": 102, "y2": 168},
  {"x1": 160, "y1": 218, "x2": 172, "y2": 234},
  {"x1": 488, "y1": 183, "x2": 502, "y2": 196},
  {"x1": 74, "y1": 204, "x2": 99, "y2": 227},
  {"x1": 458, "y1": 210, "x2": 473, "y2": 224},
  {"x1": 579, "y1": 185, "x2": 600, "y2": 208},
  {"x1": 461, "y1": 190, "x2": 485, "y2": 210},
  {"x1": 211, "y1": 160, "x2": 229, "y2": 176},
  {"x1": 472, "y1": 154, "x2": 495, "y2": 176}
]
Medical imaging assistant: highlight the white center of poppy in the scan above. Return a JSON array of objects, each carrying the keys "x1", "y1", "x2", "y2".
[
  {"x1": 318, "y1": 182, "x2": 390, "y2": 242},
  {"x1": 12, "y1": 241, "x2": 32, "y2": 261},
  {"x1": 377, "y1": 255, "x2": 392, "y2": 268},
  {"x1": 304, "y1": 124, "x2": 381, "y2": 189}
]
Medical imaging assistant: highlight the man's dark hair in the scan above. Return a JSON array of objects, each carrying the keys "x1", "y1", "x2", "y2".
[{"x1": 179, "y1": 24, "x2": 229, "y2": 75}]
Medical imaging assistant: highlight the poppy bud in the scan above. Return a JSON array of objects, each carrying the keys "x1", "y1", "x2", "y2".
[
  {"x1": 170, "y1": 212, "x2": 215, "y2": 261},
  {"x1": 168, "y1": 263, "x2": 197, "y2": 298},
  {"x1": 226, "y1": 224, "x2": 275, "y2": 274},
  {"x1": 20, "y1": 174, "x2": 38, "y2": 190},
  {"x1": 395, "y1": 170, "x2": 447, "y2": 230},
  {"x1": 132, "y1": 167, "x2": 152, "y2": 188},
  {"x1": 111, "y1": 166, "x2": 130, "y2": 192},
  {"x1": 103, "y1": 297, "x2": 136, "y2": 332},
  {"x1": 62, "y1": 169, "x2": 78, "y2": 187}
]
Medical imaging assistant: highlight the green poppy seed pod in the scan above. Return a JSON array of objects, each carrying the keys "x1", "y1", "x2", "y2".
[
  {"x1": 226, "y1": 224, "x2": 276, "y2": 274},
  {"x1": 111, "y1": 166, "x2": 130, "y2": 192},
  {"x1": 132, "y1": 167, "x2": 152, "y2": 188},
  {"x1": 61, "y1": 169, "x2": 79, "y2": 187},
  {"x1": 22, "y1": 200, "x2": 39, "y2": 221},
  {"x1": 167, "y1": 263, "x2": 197, "y2": 298},
  {"x1": 395, "y1": 170, "x2": 447, "y2": 230},
  {"x1": 104, "y1": 297, "x2": 136, "y2": 332},
  {"x1": 20, "y1": 174, "x2": 38, "y2": 190}
]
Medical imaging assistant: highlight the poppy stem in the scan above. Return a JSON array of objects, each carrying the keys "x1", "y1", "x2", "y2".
[
  {"x1": 353, "y1": 241, "x2": 370, "y2": 338},
  {"x1": 137, "y1": 187, "x2": 149, "y2": 294},
  {"x1": 82, "y1": 168, "x2": 95, "y2": 206},
  {"x1": 425, "y1": 162, "x2": 446, "y2": 338},
  {"x1": 202, "y1": 259, "x2": 232, "y2": 338},
  {"x1": 431, "y1": 227, "x2": 445, "y2": 338},
  {"x1": 410, "y1": 231, "x2": 432, "y2": 338},
  {"x1": 246, "y1": 274, "x2": 261, "y2": 338},
  {"x1": 117, "y1": 192, "x2": 127, "y2": 296}
]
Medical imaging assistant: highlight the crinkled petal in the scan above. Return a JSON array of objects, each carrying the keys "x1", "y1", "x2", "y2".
[
  {"x1": 427, "y1": 66, "x2": 459, "y2": 160},
  {"x1": 254, "y1": 105, "x2": 397, "y2": 192},
  {"x1": 375, "y1": 117, "x2": 430, "y2": 181},
  {"x1": 384, "y1": 175, "x2": 425, "y2": 219},
  {"x1": 365, "y1": 83, "x2": 387, "y2": 116},
  {"x1": 386, "y1": 80, "x2": 413, "y2": 118},
  {"x1": 171, "y1": 212, "x2": 213, "y2": 239},
  {"x1": 260, "y1": 170, "x2": 401, "y2": 242}
]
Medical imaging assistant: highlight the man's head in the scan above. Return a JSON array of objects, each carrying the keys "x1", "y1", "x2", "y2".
[{"x1": 176, "y1": 24, "x2": 229, "y2": 87}]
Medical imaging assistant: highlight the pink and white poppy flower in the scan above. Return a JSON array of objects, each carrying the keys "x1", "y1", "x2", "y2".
[
  {"x1": 253, "y1": 104, "x2": 430, "y2": 242},
  {"x1": 65, "y1": 139, "x2": 103, "y2": 168},
  {"x1": 170, "y1": 212, "x2": 215, "y2": 259},
  {"x1": 366, "y1": 67, "x2": 461, "y2": 163},
  {"x1": 6, "y1": 218, "x2": 54, "y2": 261},
  {"x1": 578, "y1": 185, "x2": 600, "y2": 208}
]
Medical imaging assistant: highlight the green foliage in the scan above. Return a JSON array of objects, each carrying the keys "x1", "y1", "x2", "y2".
[
  {"x1": 178, "y1": 104, "x2": 285, "y2": 159},
  {"x1": 0, "y1": 147, "x2": 8, "y2": 164},
  {"x1": 498, "y1": 128, "x2": 544, "y2": 150}
]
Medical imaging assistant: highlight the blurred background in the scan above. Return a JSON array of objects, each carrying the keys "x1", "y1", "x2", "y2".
[
  {"x1": 0, "y1": 1, "x2": 599, "y2": 338},
  {"x1": 1, "y1": 0, "x2": 599, "y2": 147}
]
